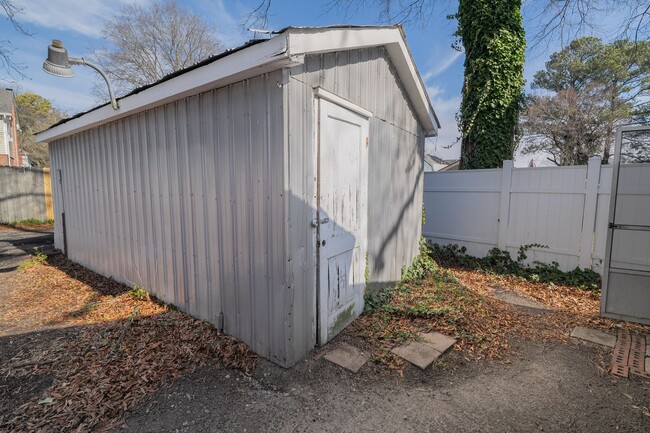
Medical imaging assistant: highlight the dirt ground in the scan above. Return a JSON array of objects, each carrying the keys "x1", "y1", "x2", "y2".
[
  {"x1": 1, "y1": 228, "x2": 649, "y2": 432},
  {"x1": 114, "y1": 339, "x2": 650, "y2": 433}
]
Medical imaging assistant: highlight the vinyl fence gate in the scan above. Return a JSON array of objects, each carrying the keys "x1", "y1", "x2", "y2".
[{"x1": 601, "y1": 125, "x2": 650, "y2": 325}]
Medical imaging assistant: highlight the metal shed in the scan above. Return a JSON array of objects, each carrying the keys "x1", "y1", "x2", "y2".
[{"x1": 36, "y1": 26, "x2": 439, "y2": 367}]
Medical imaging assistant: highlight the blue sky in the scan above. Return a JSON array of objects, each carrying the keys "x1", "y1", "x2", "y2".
[{"x1": 0, "y1": 0, "x2": 623, "y2": 164}]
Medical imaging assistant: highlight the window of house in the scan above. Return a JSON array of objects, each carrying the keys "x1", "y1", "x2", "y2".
[{"x1": 0, "y1": 120, "x2": 8, "y2": 155}]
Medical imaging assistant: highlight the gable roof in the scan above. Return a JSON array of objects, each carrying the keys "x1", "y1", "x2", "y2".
[
  {"x1": 36, "y1": 25, "x2": 439, "y2": 142},
  {"x1": 425, "y1": 154, "x2": 458, "y2": 166},
  {"x1": 0, "y1": 88, "x2": 15, "y2": 114}
]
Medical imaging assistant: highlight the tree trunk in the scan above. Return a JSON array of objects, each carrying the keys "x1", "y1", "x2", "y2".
[{"x1": 457, "y1": 0, "x2": 526, "y2": 169}]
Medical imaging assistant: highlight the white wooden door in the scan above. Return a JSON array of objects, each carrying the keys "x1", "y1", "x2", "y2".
[
  {"x1": 316, "y1": 96, "x2": 369, "y2": 345},
  {"x1": 602, "y1": 125, "x2": 650, "y2": 325}
]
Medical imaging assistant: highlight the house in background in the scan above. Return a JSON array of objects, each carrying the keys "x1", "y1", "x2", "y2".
[
  {"x1": 424, "y1": 154, "x2": 459, "y2": 172},
  {"x1": 0, "y1": 88, "x2": 26, "y2": 167},
  {"x1": 36, "y1": 25, "x2": 439, "y2": 367}
]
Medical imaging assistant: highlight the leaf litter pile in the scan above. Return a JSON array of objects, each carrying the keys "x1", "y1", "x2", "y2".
[
  {"x1": 350, "y1": 246, "x2": 650, "y2": 368},
  {"x1": 0, "y1": 255, "x2": 256, "y2": 433}
]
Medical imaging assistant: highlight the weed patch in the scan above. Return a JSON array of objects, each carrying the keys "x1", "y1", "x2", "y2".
[
  {"x1": 129, "y1": 285, "x2": 149, "y2": 301},
  {"x1": 18, "y1": 247, "x2": 48, "y2": 270},
  {"x1": 357, "y1": 239, "x2": 502, "y2": 360}
]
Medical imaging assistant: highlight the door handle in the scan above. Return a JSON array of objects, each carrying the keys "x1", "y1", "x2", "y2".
[{"x1": 311, "y1": 217, "x2": 330, "y2": 227}]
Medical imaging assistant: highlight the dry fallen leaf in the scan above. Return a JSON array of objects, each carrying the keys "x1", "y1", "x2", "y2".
[{"x1": 0, "y1": 255, "x2": 256, "y2": 433}]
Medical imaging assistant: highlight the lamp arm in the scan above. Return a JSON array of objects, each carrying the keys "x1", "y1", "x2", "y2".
[{"x1": 70, "y1": 57, "x2": 119, "y2": 110}]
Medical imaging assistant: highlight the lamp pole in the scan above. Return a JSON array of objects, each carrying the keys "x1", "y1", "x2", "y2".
[{"x1": 68, "y1": 57, "x2": 118, "y2": 110}]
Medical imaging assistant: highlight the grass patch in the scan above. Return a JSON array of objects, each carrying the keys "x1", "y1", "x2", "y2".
[{"x1": 0, "y1": 218, "x2": 54, "y2": 231}]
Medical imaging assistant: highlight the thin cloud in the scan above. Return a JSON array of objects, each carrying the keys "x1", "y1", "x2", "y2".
[
  {"x1": 427, "y1": 88, "x2": 462, "y2": 159},
  {"x1": 422, "y1": 50, "x2": 463, "y2": 81},
  {"x1": 196, "y1": 0, "x2": 250, "y2": 49},
  {"x1": 5, "y1": 0, "x2": 148, "y2": 38}
]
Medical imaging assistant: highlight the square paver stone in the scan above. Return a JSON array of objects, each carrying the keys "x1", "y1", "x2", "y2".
[
  {"x1": 570, "y1": 326, "x2": 616, "y2": 348},
  {"x1": 490, "y1": 286, "x2": 549, "y2": 310},
  {"x1": 391, "y1": 341, "x2": 442, "y2": 370},
  {"x1": 419, "y1": 332, "x2": 457, "y2": 354},
  {"x1": 324, "y1": 343, "x2": 368, "y2": 373}
]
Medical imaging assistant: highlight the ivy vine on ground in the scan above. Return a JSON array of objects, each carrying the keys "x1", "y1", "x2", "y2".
[
  {"x1": 429, "y1": 243, "x2": 601, "y2": 291},
  {"x1": 455, "y1": 0, "x2": 526, "y2": 169}
]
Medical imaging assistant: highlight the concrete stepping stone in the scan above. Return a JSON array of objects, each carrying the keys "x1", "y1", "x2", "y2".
[
  {"x1": 324, "y1": 343, "x2": 368, "y2": 373},
  {"x1": 392, "y1": 341, "x2": 441, "y2": 370},
  {"x1": 392, "y1": 332, "x2": 457, "y2": 370},
  {"x1": 420, "y1": 332, "x2": 457, "y2": 354},
  {"x1": 570, "y1": 326, "x2": 616, "y2": 348},
  {"x1": 490, "y1": 285, "x2": 549, "y2": 310}
]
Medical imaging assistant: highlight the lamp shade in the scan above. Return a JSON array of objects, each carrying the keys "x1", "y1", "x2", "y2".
[{"x1": 42, "y1": 39, "x2": 74, "y2": 77}]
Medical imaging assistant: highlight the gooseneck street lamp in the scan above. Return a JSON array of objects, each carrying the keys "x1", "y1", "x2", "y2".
[{"x1": 42, "y1": 39, "x2": 119, "y2": 110}]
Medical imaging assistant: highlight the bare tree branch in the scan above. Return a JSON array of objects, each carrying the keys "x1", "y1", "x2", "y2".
[
  {"x1": 529, "y1": 0, "x2": 650, "y2": 48},
  {"x1": 93, "y1": 0, "x2": 223, "y2": 98},
  {"x1": 0, "y1": 0, "x2": 32, "y2": 80}
]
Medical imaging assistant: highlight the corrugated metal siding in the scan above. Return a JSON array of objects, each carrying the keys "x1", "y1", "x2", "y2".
[
  {"x1": 288, "y1": 46, "x2": 424, "y2": 289},
  {"x1": 47, "y1": 46, "x2": 426, "y2": 367},
  {"x1": 49, "y1": 71, "x2": 295, "y2": 366}
]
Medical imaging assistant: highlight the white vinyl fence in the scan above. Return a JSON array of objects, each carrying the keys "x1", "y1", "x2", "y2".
[{"x1": 423, "y1": 157, "x2": 614, "y2": 275}]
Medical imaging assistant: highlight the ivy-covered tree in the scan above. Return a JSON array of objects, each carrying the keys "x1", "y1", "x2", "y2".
[{"x1": 455, "y1": 0, "x2": 526, "y2": 168}]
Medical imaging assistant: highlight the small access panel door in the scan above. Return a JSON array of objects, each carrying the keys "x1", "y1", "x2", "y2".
[
  {"x1": 316, "y1": 95, "x2": 370, "y2": 345},
  {"x1": 601, "y1": 125, "x2": 650, "y2": 325}
]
